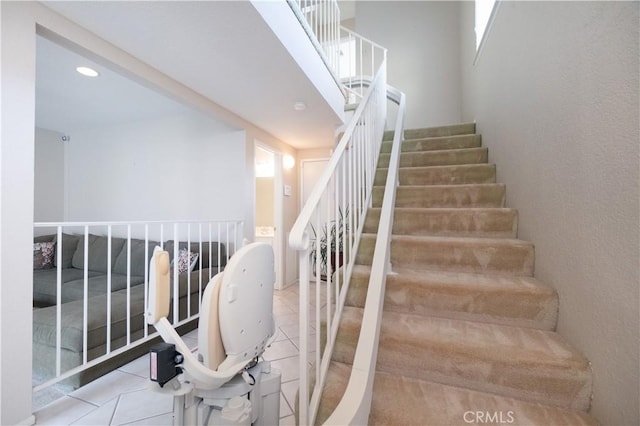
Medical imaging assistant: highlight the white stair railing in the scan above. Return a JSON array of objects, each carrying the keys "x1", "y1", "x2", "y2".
[
  {"x1": 339, "y1": 26, "x2": 387, "y2": 103},
  {"x1": 324, "y1": 85, "x2": 406, "y2": 425},
  {"x1": 288, "y1": 0, "x2": 342, "y2": 85},
  {"x1": 289, "y1": 31, "x2": 388, "y2": 424},
  {"x1": 32, "y1": 219, "x2": 243, "y2": 392}
]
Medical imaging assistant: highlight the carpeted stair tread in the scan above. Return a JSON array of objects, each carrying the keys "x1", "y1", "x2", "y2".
[
  {"x1": 383, "y1": 122, "x2": 475, "y2": 141},
  {"x1": 375, "y1": 163, "x2": 497, "y2": 186},
  {"x1": 364, "y1": 207, "x2": 518, "y2": 238},
  {"x1": 404, "y1": 122, "x2": 476, "y2": 140},
  {"x1": 357, "y1": 233, "x2": 535, "y2": 276},
  {"x1": 373, "y1": 183, "x2": 506, "y2": 208},
  {"x1": 333, "y1": 306, "x2": 593, "y2": 411},
  {"x1": 314, "y1": 123, "x2": 597, "y2": 424},
  {"x1": 381, "y1": 134, "x2": 481, "y2": 153},
  {"x1": 317, "y1": 361, "x2": 597, "y2": 426},
  {"x1": 369, "y1": 370, "x2": 598, "y2": 426},
  {"x1": 346, "y1": 264, "x2": 558, "y2": 330},
  {"x1": 378, "y1": 147, "x2": 488, "y2": 168}
]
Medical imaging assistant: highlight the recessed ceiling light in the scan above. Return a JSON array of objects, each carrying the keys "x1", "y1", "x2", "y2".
[
  {"x1": 76, "y1": 66, "x2": 100, "y2": 77},
  {"x1": 293, "y1": 101, "x2": 306, "y2": 111}
]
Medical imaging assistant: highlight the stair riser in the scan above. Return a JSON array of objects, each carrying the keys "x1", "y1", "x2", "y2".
[
  {"x1": 373, "y1": 184, "x2": 506, "y2": 208},
  {"x1": 333, "y1": 308, "x2": 593, "y2": 411},
  {"x1": 357, "y1": 235, "x2": 535, "y2": 276},
  {"x1": 378, "y1": 147, "x2": 488, "y2": 168},
  {"x1": 368, "y1": 372, "x2": 598, "y2": 426},
  {"x1": 347, "y1": 269, "x2": 558, "y2": 330},
  {"x1": 364, "y1": 208, "x2": 518, "y2": 238},
  {"x1": 322, "y1": 124, "x2": 596, "y2": 422},
  {"x1": 383, "y1": 123, "x2": 475, "y2": 141},
  {"x1": 380, "y1": 134, "x2": 481, "y2": 153},
  {"x1": 404, "y1": 123, "x2": 476, "y2": 139},
  {"x1": 319, "y1": 363, "x2": 598, "y2": 426},
  {"x1": 374, "y1": 164, "x2": 496, "y2": 186}
]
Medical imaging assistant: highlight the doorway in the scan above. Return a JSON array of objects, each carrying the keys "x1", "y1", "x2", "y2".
[{"x1": 254, "y1": 143, "x2": 284, "y2": 289}]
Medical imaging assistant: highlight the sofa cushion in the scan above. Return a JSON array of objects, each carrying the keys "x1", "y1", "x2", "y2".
[
  {"x1": 172, "y1": 248, "x2": 198, "y2": 274},
  {"x1": 53, "y1": 233, "x2": 80, "y2": 268},
  {"x1": 113, "y1": 239, "x2": 159, "y2": 277},
  {"x1": 33, "y1": 242, "x2": 55, "y2": 270},
  {"x1": 61, "y1": 274, "x2": 146, "y2": 304},
  {"x1": 33, "y1": 269, "x2": 103, "y2": 306},
  {"x1": 34, "y1": 234, "x2": 55, "y2": 243},
  {"x1": 72, "y1": 234, "x2": 127, "y2": 273},
  {"x1": 33, "y1": 284, "x2": 147, "y2": 352},
  {"x1": 164, "y1": 240, "x2": 227, "y2": 270}
]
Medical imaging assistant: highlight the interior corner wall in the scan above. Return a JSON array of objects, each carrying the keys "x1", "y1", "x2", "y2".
[
  {"x1": 354, "y1": 1, "x2": 462, "y2": 129},
  {"x1": 0, "y1": 2, "x2": 36, "y2": 424},
  {"x1": 460, "y1": 2, "x2": 639, "y2": 424},
  {"x1": 65, "y1": 114, "x2": 246, "y2": 223},
  {"x1": 34, "y1": 128, "x2": 65, "y2": 222}
]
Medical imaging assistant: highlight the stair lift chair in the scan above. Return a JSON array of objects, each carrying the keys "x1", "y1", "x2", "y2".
[{"x1": 146, "y1": 242, "x2": 281, "y2": 425}]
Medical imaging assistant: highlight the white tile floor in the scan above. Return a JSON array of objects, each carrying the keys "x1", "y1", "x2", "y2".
[{"x1": 33, "y1": 285, "x2": 306, "y2": 426}]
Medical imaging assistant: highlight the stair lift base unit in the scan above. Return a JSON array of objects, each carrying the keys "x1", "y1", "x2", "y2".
[{"x1": 146, "y1": 243, "x2": 281, "y2": 426}]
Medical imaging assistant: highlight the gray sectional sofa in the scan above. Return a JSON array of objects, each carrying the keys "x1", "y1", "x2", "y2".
[{"x1": 32, "y1": 233, "x2": 227, "y2": 388}]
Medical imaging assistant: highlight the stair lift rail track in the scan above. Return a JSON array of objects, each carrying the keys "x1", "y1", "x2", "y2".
[
  {"x1": 325, "y1": 86, "x2": 405, "y2": 425},
  {"x1": 289, "y1": 64, "x2": 399, "y2": 424}
]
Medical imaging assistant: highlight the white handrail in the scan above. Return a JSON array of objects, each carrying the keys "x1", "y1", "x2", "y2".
[
  {"x1": 324, "y1": 86, "x2": 406, "y2": 425},
  {"x1": 290, "y1": 53, "x2": 388, "y2": 426}
]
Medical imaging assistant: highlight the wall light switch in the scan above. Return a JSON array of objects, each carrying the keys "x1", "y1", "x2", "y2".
[{"x1": 283, "y1": 184, "x2": 292, "y2": 197}]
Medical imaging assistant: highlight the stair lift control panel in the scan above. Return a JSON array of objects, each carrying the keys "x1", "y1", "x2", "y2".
[{"x1": 146, "y1": 242, "x2": 281, "y2": 425}]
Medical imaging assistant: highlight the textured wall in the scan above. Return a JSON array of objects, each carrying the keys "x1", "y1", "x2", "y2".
[
  {"x1": 66, "y1": 113, "x2": 246, "y2": 223},
  {"x1": 355, "y1": 1, "x2": 462, "y2": 129},
  {"x1": 460, "y1": 2, "x2": 639, "y2": 424}
]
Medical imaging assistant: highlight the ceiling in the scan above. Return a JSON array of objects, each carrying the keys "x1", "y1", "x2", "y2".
[
  {"x1": 36, "y1": 36, "x2": 216, "y2": 133},
  {"x1": 40, "y1": 1, "x2": 346, "y2": 149}
]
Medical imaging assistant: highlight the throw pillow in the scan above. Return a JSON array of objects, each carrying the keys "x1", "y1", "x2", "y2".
[
  {"x1": 34, "y1": 242, "x2": 55, "y2": 269},
  {"x1": 171, "y1": 248, "x2": 198, "y2": 274}
]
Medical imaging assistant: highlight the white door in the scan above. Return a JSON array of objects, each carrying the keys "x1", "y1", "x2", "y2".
[{"x1": 301, "y1": 159, "x2": 329, "y2": 208}]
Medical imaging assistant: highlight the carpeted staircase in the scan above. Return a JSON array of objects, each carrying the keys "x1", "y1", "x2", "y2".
[{"x1": 315, "y1": 123, "x2": 598, "y2": 425}]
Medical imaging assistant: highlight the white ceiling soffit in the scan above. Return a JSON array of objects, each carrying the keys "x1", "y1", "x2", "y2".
[
  {"x1": 43, "y1": 1, "x2": 344, "y2": 149},
  {"x1": 36, "y1": 35, "x2": 220, "y2": 133}
]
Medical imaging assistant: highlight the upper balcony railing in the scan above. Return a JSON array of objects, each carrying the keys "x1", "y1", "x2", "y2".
[
  {"x1": 288, "y1": 0, "x2": 341, "y2": 86},
  {"x1": 288, "y1": 1, "x2": 386, "y2": 103}
]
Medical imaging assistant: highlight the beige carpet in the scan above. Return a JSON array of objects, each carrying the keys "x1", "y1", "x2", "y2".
[{"x1": 314, "y1": 123, "x2": 598, "y2": 425}]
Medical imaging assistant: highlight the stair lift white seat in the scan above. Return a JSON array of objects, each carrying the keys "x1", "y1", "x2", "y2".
[{"x1": 146, "y1": 242, "x2": 281, "y2": 425}]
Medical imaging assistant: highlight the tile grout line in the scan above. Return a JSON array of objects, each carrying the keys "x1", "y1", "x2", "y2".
[{"x1": 107, "y1": 394, "x2": 121, "y2": 426}]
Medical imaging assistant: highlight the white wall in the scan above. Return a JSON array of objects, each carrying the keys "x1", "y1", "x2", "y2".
[
  {"x1": 354, "y1": 1, "x2": 462, "y2": 129},
  {"x1": 34, "y1": 128, "x2": 65, "y2": 222},
  {"x1": 460, "y1": 2, "x2": 639, "y2": 424},
  {"x1": 66, "y1": 113, "x2": 246, "y2": 222},
  {"x1": 0, "y1": 2, "x2": 37, "y2": 424},
  {"x1": 0, "y1": 2, "x2": 302, "y2": 422}
]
